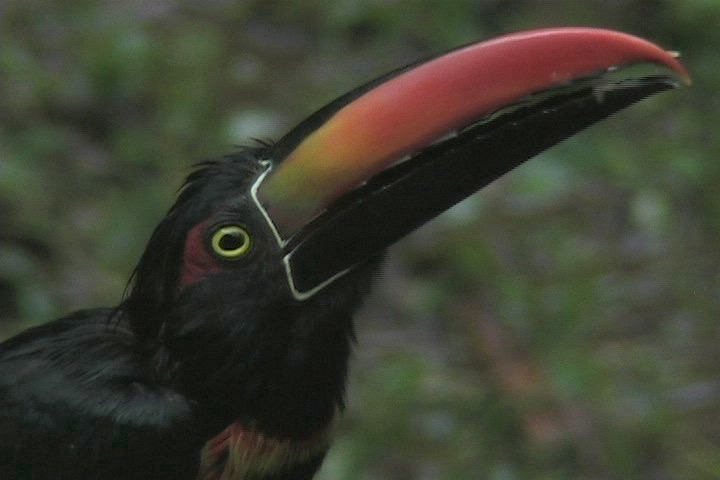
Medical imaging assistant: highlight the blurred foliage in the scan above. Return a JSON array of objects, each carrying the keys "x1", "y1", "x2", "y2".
[{"x1": 1, "y1": 0, "x2": 718, "y2": 478}]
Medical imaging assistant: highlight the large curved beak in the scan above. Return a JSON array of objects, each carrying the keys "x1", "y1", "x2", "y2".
[{"x1": 251, "y1": 27, "x2": 689, "y2": 300}]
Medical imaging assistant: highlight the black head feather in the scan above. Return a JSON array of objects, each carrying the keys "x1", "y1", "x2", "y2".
[
  {"x1": 121, "y1": 145, "x2": 269, "y2": 339},
  {"x1": 118, "y1": 144, "x2": 380, "y2": 438}
]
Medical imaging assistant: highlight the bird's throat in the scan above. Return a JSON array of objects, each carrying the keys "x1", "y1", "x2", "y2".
[{"x1": 198, "y1": 421, "x2": 333, "y2": 480}]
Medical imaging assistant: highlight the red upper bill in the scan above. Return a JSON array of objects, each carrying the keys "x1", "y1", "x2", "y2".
[{"x1": 259, "y1": 27, "x2": 689, "y2": 236}]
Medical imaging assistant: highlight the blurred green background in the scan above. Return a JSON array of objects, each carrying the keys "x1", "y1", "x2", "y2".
[{"x1": 1, "y1": 1, "x2": 718, "y2": 478}]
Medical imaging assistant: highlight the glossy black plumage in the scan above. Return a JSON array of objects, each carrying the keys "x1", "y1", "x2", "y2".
[
  {"x1": 0, "y1": 310, "x2": 202, "y2": 479},
  {"x1": 0, "y1": 149, "x2": 379, "y2": 479}
]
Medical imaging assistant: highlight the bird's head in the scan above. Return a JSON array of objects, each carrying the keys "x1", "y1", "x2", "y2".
[{"x1": 121, "y1": 28, "x2": 687, "y2": 439}]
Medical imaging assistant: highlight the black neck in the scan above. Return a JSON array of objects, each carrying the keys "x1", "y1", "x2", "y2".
[{"x1": 138, "y1": 261, "x2": 379, "y2": 440}]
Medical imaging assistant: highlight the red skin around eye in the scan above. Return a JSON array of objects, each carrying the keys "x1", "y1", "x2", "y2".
[{"x1": 180, "y1": 222, "x2": 221, "y2": 288}]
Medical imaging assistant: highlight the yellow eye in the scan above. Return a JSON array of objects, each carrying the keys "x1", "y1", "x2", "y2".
[{"x1": 210, "y1": 226, "x2": 252, "y2": 259}]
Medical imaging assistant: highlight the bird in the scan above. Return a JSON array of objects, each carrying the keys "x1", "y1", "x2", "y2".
[{"x1": 0, "y1": 28, "x2": 689, "y2": 480}]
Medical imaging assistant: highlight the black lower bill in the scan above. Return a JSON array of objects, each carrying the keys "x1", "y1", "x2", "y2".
[{"x1": 284, "y1": 74, "x2": 679, "y2": 297}]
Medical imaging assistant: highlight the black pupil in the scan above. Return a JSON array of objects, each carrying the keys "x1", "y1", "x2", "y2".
[{"x1": 219, "y1": 232, "x2": 245, "y2": 251}]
